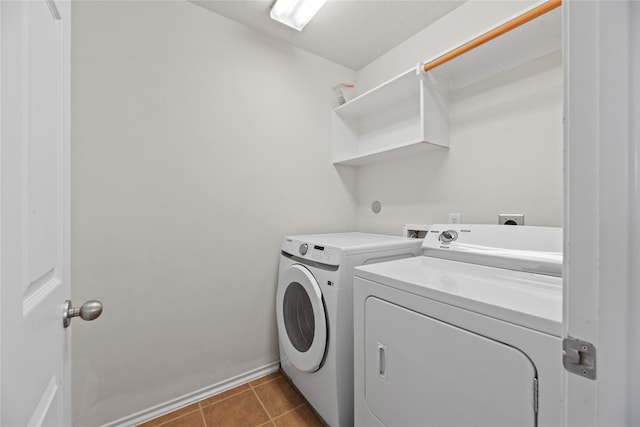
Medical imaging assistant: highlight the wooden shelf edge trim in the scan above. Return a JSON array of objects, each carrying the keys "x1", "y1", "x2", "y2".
[{"x1": 423, "y1": 0, "x2": 562, "y2": 73}]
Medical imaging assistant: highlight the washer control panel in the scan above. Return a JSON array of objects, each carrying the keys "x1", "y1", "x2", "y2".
[
  {"x1": 439, "y1": 230, "x2": 458, "y2": 243},
  {"x1": 422, "y1": 224, "x2": 564, "y2": 277},
  {"x1": 427, "y1": 226, "x2": 467, "y2": 250},
  {"x1": 282, "y1": 238, "x2": 341, "y2": 266}
]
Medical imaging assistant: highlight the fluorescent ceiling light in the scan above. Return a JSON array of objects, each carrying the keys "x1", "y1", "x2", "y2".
[{"x1": 270, "y1": 0, "x2": 328, "y2": 31}]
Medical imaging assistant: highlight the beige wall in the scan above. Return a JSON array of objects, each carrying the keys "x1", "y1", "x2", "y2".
[
  {"x1": 71, "y1": 1, "x2": 356, "y2": 424},
  {"x1": 354, "y1": 1, "x2": 563, "y2": 235}
]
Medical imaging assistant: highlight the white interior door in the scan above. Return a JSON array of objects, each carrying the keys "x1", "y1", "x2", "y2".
[{"x1": 1, "y1": 0, "x2": 72, "y2": 425}]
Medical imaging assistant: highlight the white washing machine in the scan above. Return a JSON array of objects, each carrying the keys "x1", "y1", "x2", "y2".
[
  {"x1": 277, "y1": 233, "x2": 423, "y2": 426},
  {"x1": 353, "y1": 224, "x2": 563, "y2": 427}
]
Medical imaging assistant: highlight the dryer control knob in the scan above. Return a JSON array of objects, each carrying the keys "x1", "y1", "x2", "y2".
[
  {"x1": 299, "y1": 243, "x2": 308, "y2": 255},
  {"x1": 439, "y1": 230, "x2": 458, "y2": 243}
]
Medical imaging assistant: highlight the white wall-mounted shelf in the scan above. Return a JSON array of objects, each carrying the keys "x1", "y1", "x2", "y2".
[
  {"x1": 332, "y1": 68, "x2": 449, "y2": 166},
  {"x1": 332, "y1": 2, "x2": 562, "y2": 167}
]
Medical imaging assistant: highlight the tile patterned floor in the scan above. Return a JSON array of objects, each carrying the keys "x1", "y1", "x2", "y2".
[{"x1": 138, "y1": 371, "x2": 324, "y2": 427}]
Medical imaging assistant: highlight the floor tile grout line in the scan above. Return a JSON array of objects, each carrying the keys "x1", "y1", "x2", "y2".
[
  {"x1": 199, "y1": 404, "x2": 208, "y2": 427},
  {"x1": 270, "y1": 402, "x2": 307, "y2": 422},
  {"x1": 251, "y1": 386, "x2": 276, "y2": 424},
  {"x1": 251, "y1": 374, "x2": 312, "y2": 424},
  {"x1": 248, "y1": 373, "x2": 284, "y2": 422},
  {"x1": 198, "y1": 385, "x2": 253, "y2": 409},
  {"x1": 249, "y1": 374, "x2": 282, "y2": 390}
]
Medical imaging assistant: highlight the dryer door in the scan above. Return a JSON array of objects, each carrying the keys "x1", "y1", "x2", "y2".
[
  {"x1": 276, "y1": 264, "x2": 328, "y2": 373},
  {"x1": 364, "y1": 297, "x2": 537, "y2": 427}
]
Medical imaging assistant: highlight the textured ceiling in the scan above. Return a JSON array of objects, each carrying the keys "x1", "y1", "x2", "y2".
[{"x1": 190, "y1": 0, "x2": 466, "y2": 70}]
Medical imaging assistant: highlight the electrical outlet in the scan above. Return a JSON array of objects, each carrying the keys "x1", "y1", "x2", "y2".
[
  {"x1": 499, "y1": 214, "x2": 525, "y2": 226},
  {"x1": 448, "y1": 213, "x2": 462, "y2": 224}
]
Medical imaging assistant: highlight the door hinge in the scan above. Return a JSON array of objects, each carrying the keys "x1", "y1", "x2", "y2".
[
  {"x1": 533, "y1": 377, "x2": 539, "y2": 414},
  {"x1": 563, "y1": 337, "x2": 596, "y2": 380}
]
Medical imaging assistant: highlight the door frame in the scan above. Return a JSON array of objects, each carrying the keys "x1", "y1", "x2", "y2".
[{"x1": 563, "y1": 0, "x2": 638, "y2": 425}]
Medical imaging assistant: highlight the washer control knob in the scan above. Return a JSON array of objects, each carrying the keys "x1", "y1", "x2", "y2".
[
  {"x1": 439, "y1": 230, "x2": 458, "y2": 243},
  {"x1": 299, "y1": 243, "x2": 308, "y2": 255}
]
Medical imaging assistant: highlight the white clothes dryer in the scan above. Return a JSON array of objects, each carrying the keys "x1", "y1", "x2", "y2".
[
  {"x1": 353, "y1": 224, "x2": 563, "y2": 427},
  {"x1": 277, "y1": 233, "x2": 422, "y2": 426}
]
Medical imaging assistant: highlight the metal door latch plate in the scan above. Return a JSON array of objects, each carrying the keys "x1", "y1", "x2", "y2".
[{"x1": 563, "y1": 337, "x2": 596, "y2": 380}]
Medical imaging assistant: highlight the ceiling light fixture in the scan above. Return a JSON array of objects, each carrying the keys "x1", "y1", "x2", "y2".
[{"x1": 270, "y1": 0, "x2": 328, "y2": 31}]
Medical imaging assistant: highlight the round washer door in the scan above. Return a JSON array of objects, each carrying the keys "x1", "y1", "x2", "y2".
[{"x1": 276, "y1": 264, "x2": 328, "y2": 373}]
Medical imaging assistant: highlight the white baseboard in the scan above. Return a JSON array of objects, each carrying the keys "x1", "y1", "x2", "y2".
[{"x1": 101, "y1": 361, "x2": 281, "y2": 427}]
